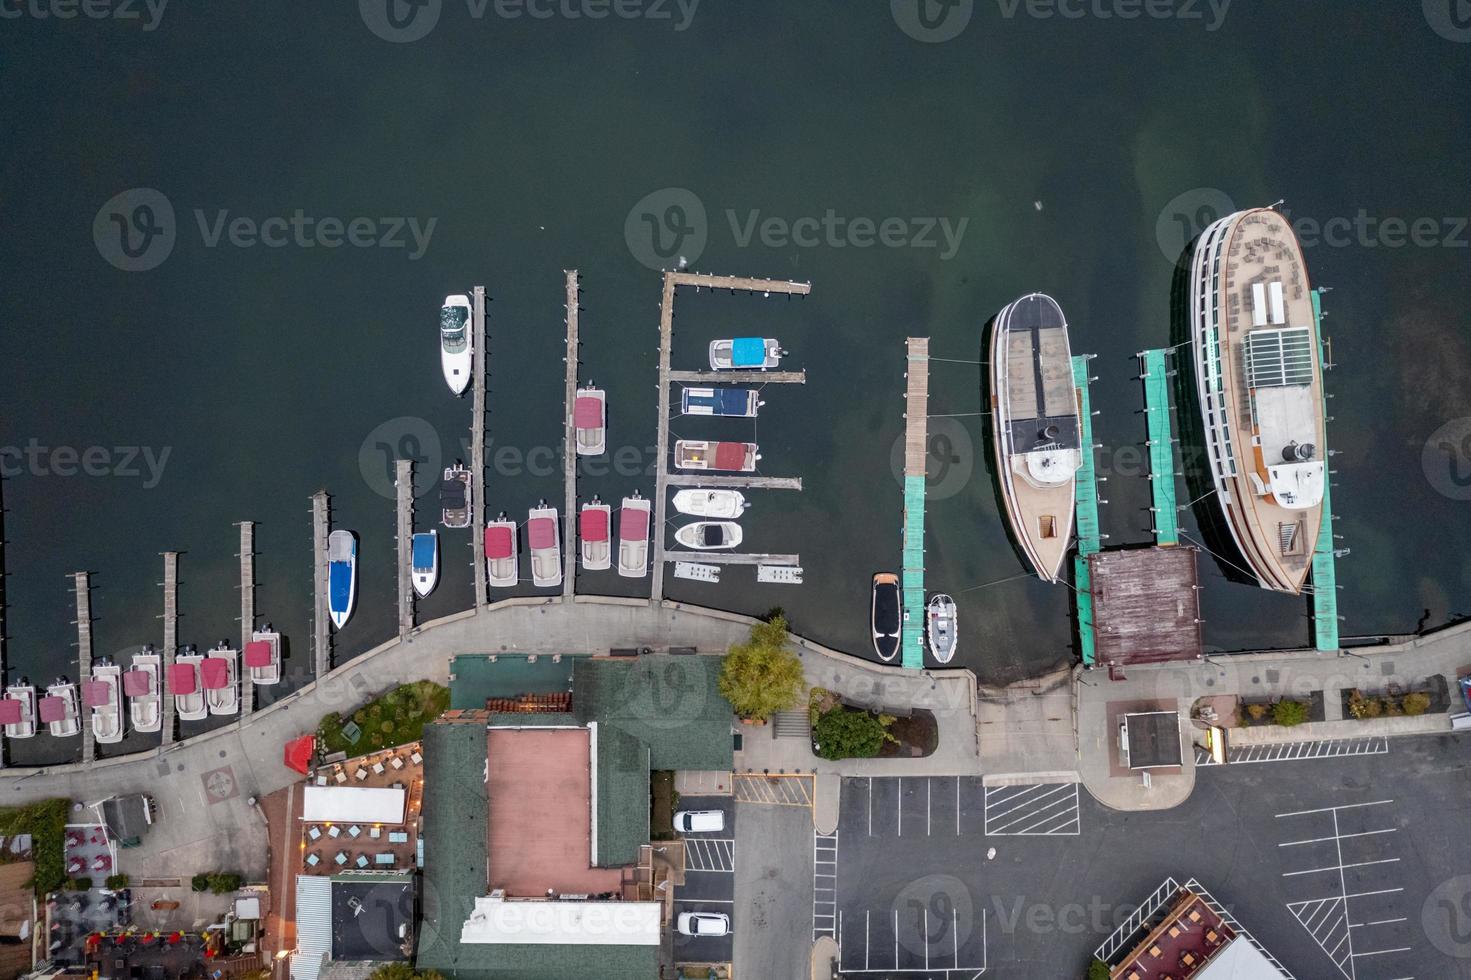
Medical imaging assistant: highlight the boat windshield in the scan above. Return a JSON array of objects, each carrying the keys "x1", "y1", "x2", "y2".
[{"x1": 440, "y1": 306, "x2": 468, "y2": 351}]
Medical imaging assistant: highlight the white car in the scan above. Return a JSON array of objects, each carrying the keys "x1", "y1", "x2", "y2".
[
  {"x1": 677, "y1": 911, "x2": 730, "y2": 937},
  {"x1": 674, "y1": 810, "x2": 725, "y2": 834}
]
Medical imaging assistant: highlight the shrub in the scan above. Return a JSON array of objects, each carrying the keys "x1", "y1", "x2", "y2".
[
  {"x1": 1273, "y1": 699, "x2": 1309, "y2": 727},
  {"x1": 1087, "y1": 960, "x2": 1112, "y2": 980},
  {"x1": 1246, "y1": 703, "x2": 1269, "y2": 721},
  {"x1": 191, "y1": 874, "x2": 210, "y2": 892},
  {"x1": 813, "y1": 707, "x2": 892, "y2": 760},
  {"x1": 105, "y1": 874, "x2": 130, "y2": 891},
  {"x1": 207, "y1": 872, "x2": 242, "y2": 894},
  {"x1": 719, "y1": 616, "x2": 806, "y2": 722},
  {"x1": 1347, "y1": 689, "x2": 1381, "y2": 720},
  {"x1": 69, "y1": 877, "x2": 92, "y2": 892},
  {"x1": 1402, "y1": 691, "x2": 1431, "y2": 716}
]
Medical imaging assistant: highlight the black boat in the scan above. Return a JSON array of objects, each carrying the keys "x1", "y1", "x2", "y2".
[{"x1": 871, "y1": 572, "x2": 901, "y2": 662}]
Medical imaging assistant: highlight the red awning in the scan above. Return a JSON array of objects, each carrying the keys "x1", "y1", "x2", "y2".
[
  {"x1": 0, "y1": 699, "x2": 21, "y2": 725},
  {"x1": 284, "y1": 734, "x2": 315, "y2": 775},
  {"x1": 244, "y1": 640, "x2": 273, "y2": 668},
  {"x1": 83, "y1": 680, "x2": 112, "y2": 708},
  {"x1": 37, "y1": 697, "x2": 65, "y2": 724},
  {"x1": 620, "y1": 506, "x2": 649, "y2": 539},
  {"x1": 714, "y1": 442, "x2": 748, "y2": 471},
  {"x1": 167, "y1": 663, "x2": 198, "y2": 695},
  {"x1": 527, "y1": 517, "x2": 556, "y2": 549},
  {"x1": 200, "y1": 658, "x2": 230, "y2": 691},
  {"x1": 580, "y1": 507, "x2": 609, "y2": 541},
  {"x1": 574, "y1": 395, "x2": 603, "y2": 428},
  {"x1": 485, "y1": 525, "x2": 514, "y2": 559},
  {"x1": 122, "y1": 670, "x2": 152, "y2": 697}
]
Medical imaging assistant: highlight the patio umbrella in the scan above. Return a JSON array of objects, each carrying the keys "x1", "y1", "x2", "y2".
[{"x1": 284, "y1": 734, "x2": 315, "y2": 775}]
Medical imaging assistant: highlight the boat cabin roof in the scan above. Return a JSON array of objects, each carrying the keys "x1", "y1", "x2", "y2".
[
  {"x1": 83, "y1": 680, "x2": 112, "y2": 708},
  {"x1": 122, "y1": 670, "x2": 152, "y2": 696},
  {"x1": 527, "y1": 517, "x2": 557, "y2": 549},
  {"x1": 412, "y1": 533, "x2": 437, "y2": 566},
  {"x1": 244, "y1": 641, "x2": 274, "y2": 668},
  {"x1": 715, "y1": 442, "x2": 748, "y2": 470},
  {"x1": 580, "y1": 507, "x2": 609, "y2": 541},
  {"x1": 201, "y1": 658, "x2": 231, "y2": 690},
  {"x1": 38, "y1": 697, "x2": 65, "y2": 723},
  {"x1": 485, "y1": 525, "x2": 515, "y2": 559},
  {"x1": 574, "y1": 395, "x2": 603, "y2": 428},
  {"x1": 0, "y1": 700, "x2": 21, "y2": 724},
  {"x1": 620, "y1": 505, "x2": 649, "y2": 539},
  {"x1": 167, "y1": 663, "x2": 198, "y2": 695},
  {"x1": 730, "y1": 337, "x2": 766, "y2": 366}
]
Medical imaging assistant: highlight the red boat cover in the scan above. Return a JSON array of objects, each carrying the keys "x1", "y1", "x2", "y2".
[
  {"x1": 485, "y1": 525, "x2": 514, "y2": 559},
  {"x1": 527, "y1": 517, "x2": 556, "y2": 549},
  {"x1": 38, "y1": 697, "x2": 65, "y2": 724},
  {"x1": 580, "y1": 507, "x2": 609, "y2": 541},
  {"x1": 714, "y1": 442, "x2": 748, "y2": 470},
  {"x1": 0, "y1": 699, "x2": 22, "y2": 724},
  {"x1": 122, "y1": 670, "x2": 152, "y2": 697},
  {"x1": 284, "y1": 734, "x2": 315, "y2": 775},
  {"x1": 167, "y1": 663, "x2": 198, "y2": 695},
  {"x1": 200, "y1": 658, "x2": 230, "y2": 690},
  {"x1": 244, "y1": 640, "x2": 274, "y2": 668},
  {"x1": 620, "y1": 506, "x2": 649, "y2": 539},
  {"x1": 83, "y1": 680, "x2": 112, "y2": 708},
  {"x1": 574, "y1": 395, "x2": 603, "y2": 428}
]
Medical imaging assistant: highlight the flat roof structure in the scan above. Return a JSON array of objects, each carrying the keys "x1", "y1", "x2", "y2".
[
  {"x1": 1124, "y1": 711, "x2": 1183, "y2": 770},
  {"x1": 460, "y1": 894, "x2": 660, "y2": 946},
  {"x1": 302, "y1": 786, "x2": 405, "y2": 825},
  {"x1": 1089, "y1": 545, "x2": 1203, "y2": 667},
  {"x1": 330, "y1": 873, "x2": 414, "y2": 961}
]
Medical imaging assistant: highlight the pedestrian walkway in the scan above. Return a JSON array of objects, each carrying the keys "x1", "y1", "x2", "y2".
[{"x1": 734, "y1": 773, "x2": 814, "y2": 807}]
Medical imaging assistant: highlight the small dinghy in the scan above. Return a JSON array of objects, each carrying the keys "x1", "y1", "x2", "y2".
[
  {"x1": 246, "y1": 627, "x2": 282, "y2": 686},
  {"x1": 574, "y1": 386, "x2": 607, "y2": 456},
  {"x1": 527, "y1": 502, "x2": 562, "y2": 589},
  {"x1": 709, "y1": 337, "x2": 783, "y2": 370},
  {"x1": 580, "y1": 497, "x2": 611, "y2": 571},
  {"x1": 485, "y1": 515, "x2": 518, "y2": 588},
  {"x1": 440, "y1": 465, "x2": 471, "y2": 529},
  {"x1": 125, "y1": 648, "x2": 162, "y2": 733},
  {"x1": 41, "y1": 680, "x2": 80, "y2": 738},
  {"x1": 674, "y1": 521, "x2": 743, "y2": 551},
  {"x1": 203, "y1": 643, "x2": 239, "y2": 716},
  {"x1": 672, "y1": 489, "x2": 748, "y2": 518},
  {"x1": 170, "y1": 649, "x2": 207, "y2": 722},
  {"x1": 1, "y1": 682, "x2": 36, "y2": 740},
  {"x1": 927, "y1": 594, "x2": 958, "y2": 664},
  {"x1": 84, "y1": 663, "x2": 125, "y2": 745},
  {"x1": 618, "y1": 493, "x2": 651, "y2": 579},
  {"x1": 871, "y1": 573, "x2": 901, "y2": 663},
  {"x1": 412, "y1": 531, "x2": 439, "y2": 597}
]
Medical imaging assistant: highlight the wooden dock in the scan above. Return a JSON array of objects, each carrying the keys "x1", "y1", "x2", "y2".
[
  {"x1": 668, "y1": 370, "x2": 806, "y2": 385},
  {"x1": 396, "y1": 459, "x2": 414, "y2": 640},
  {"x1": 73, "y1": 572, "x2": 94, "y2": 763},
  {"x1": 562, "y1": 269, "x2": 580, "y2": 600},
  {"x1": 471, "y1": 285, "x2": 489, "y2": 611},
  {"x1": 651, "y1": 270, "x2": 812, "y2": 602},
  {"x1": 662, "y1": 552, "x2": 801, "y2": 566},
  {"x1": 311, "y1": 491, "x2": 331, "y2": 678},
  {"x1": 899, "y1": 338, "x2": 929, "y2": 670},
  {"x1": 665, "y1": 474, "x2": 803, "y2": 490},
  {"x1": 238, "y1": 521, "x2": 255, "y2": 716},
  {"x1": 160, "y1": 551, "x2": 177, "y2": 744}
]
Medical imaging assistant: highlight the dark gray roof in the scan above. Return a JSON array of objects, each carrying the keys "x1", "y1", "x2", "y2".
[
  {"x1": 594, "y1": 726, "x2": 650, "y2": 868},
  {"x1": 101, "y1": 795, "x2": 153, "y2": 845},
  {"x1": 331, "y1": 874, "x2": 414, "y2": 961},
  {"x1": 1125, "y1": 711, "x2": 1183, "y2": 769}
]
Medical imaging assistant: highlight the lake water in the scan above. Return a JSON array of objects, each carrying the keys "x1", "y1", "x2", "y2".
[{"x1": 3, "y1": 1, "x2": 1470, "y2": 762}]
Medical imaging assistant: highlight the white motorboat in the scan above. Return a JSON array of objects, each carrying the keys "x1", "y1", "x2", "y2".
[
  {"x1": 412, "y1": 531, "x2": 439, "y2": 597},
  {"x1": 927, "y1": 594, "x2": 958, "y2": 665},
  {"x1": 124, "y1": 650, "x2": 161, "y2": 733},
  {"x1": 41, "y1": 680, "x2": 80, "y2": 738},
  {"x1": 527, "y1": 502, "x2": 562, "y2": 589},
  {"x1": 1, "y1": 682, "x2": 37, "y2": 740},
  {"x1": 170, "y1": 648, "x2": 207, "y2": 722},
  {"x1": 245, "y1": 627, "x2": 282, "y2": 686},
  {"x1": 203, "y1": 643, "x2": 239, "y2": 716},
  {"x1": 84, "y1": 662, "x2": 125, "y2": 745},
  {"x1": 674, "y1": 521, "x2": 743, "y2": 551},
  {"x1": 618, "y1": 493, "x2": 651, "y2": 579},
  {"x1": 440, "y1": 293, "x2": 473, "y2": 395},
  {"x1": 485, "y1": 514, "x2": 518, "y2": 588},
  {"x1": 580, "y1": 497, "x2": 611, "y2": 571},
  {"x1": 440, "y1": 465, "x2": 471, "y2": 529},
  {"x1": 574, "y1": 386, "x2": 607, "y2": 456},
  {"x1": 709, "y1": 337, "x2": 783, "y2": 370},
  {"x1": 328, "y1": 530, "x2": 358, "y2": 630},
  {"x1": 672, "y1": 489, "x2": 748, "y2": 518}
]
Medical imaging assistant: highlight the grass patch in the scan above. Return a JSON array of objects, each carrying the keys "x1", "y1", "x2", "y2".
[
  {"x1": 0, "y1": 799, "x2": 70, "y2": 896},
  {"x1": 650, "y1": 771, "x2": 677, "y2": 841},
  {"x1": 317, "y1": 680, "x2": 449, "y2": 756}
]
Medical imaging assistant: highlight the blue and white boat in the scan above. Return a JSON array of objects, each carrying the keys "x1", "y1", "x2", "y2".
[
  {"x1": 709, "y1": 337, "x2": 784, "y2": 370},
  {"x1": 680, "y1": 386, "x2": 762, "y2": 417},
  {"x1": 327, "y1": 530, "x2": 358, "y2": 629},
  {"x1": 412, "y1": 530, "x2": 439, "y2": 598}
]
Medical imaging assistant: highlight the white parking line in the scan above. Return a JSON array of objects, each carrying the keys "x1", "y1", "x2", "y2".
[
  {"x1": 984, "y1": 783, "x2": 1080, "y2": 836},
  {"x1": 1275, "y1": 799, "x2": 1393, "y2": 819},
  {"x1": 813, "y1": 831, "x2": 838, "y2": 942},
  {"x1": 1283, "y1": 857, "x2": 1399, "y2": 877},
  {"x1": 1280, "y1": 828, "x2": 1397, "y2": 847}
]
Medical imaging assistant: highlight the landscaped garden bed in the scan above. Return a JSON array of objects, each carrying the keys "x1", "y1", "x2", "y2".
[
  {"x1": 1237, "y1": 690, "x2": 1324, "y2": 727},
  {"x1": 1342, "y1": 675, "x2": 1448, "y2": 720},
  {"x1": 316, "y1": 680, "x2": 449, "y2": 755}
]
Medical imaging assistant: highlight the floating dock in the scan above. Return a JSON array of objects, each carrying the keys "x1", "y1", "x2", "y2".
[
  {"x1": 563, "y1": 270, "x2": 580, "y2": 600},
  {"x1": 238, "y1": 521, "x2": 255, "y2": 716},
  {"x1": 662, "y1": 551, "x2": 800, "y2": 566},
  {"x1": 1139, "y1": 349, "x2": 1180, "y2": 546},
  {"x1": 665, "y1": 474, "x2": 803, "y2": 490},
  {"x1": 1311, "y1": 289, "x2": 1341, "y2": 652},
  {"x1": 650, "y1": 271, "x2": 812, "y2": 602},
  {"x1": 471, "y1": 284, "x2": 489, "y2": 610},
  {"x1": 73, "y1": 572, "x2": 94, "y2": 763},
  {"x1": 899, "y1": 338, "x2": 929, "y2": 670},
  {"x1": 311, "y1": 491, "x2": 331, "y2": 677},
  {"x1": 160, "y1": 551, "x2": 177, "y2": 744},
  {"x1": 1070, "y1": 355, "x2": 1102, "y2": 668},
  {"x1": 396, "y1": 460, "x2": 414, "y2": 641}
]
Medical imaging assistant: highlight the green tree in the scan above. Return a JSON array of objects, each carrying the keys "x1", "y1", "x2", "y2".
[
  {"x1": 718, "y1": 616, "x2": 805, "y2": 722},
  {"x1": 813, "y1": 707, "x2": 891, "y2": 760},
  {"x1": 105, "y1": 874, "x2": 130, "y2": 891},
  {"x1": 206, "y1": 872, "x2": 242, "y2": 894},
  {"x1": 1273, "y1": 699, "x2": 1309, "y2": 727},
  {"x1": 1402, "y1": 691, "x2": 1431, "y2": 716},
  {"x1": 1086, "y1": 959, "x2": 1111, "y2": 980},
  {"x1": 367, "y1": 966, "x2": 445, "y2": 980}
]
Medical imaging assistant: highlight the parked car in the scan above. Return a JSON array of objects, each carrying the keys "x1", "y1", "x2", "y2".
[
  {"x1": 674, "y1": 810, "x2": 725, "y2": 834},
  {"x1": 677, "y1": 911, "x2": 730, "y2": 937}
]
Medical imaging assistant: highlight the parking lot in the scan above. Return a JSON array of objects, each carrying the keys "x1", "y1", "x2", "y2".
[
  {"x1": 829, "y1": 737, "x2": 1471, "y2": 979},
  {"x1": 671, "y1": 795, "x2": 735, "y2": 965}
]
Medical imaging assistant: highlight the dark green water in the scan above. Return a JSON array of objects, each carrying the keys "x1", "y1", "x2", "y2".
[{"x1": 3, "y1": 2, "x2": 1469, "y2": 763}]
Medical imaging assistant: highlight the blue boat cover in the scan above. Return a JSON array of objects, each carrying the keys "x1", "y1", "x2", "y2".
[
  {"x1": 717, "y1": 389, "x2": 752, "y2": 414},
  {"x1": 412, "y1": 533, "x2": 437, "y2": 569},
  {"x1": 329, "y1": 561, "x2": 353, "y2": 611},
  {"x1": 730, "y1": 337, "x2": 765, "y2": 367}
]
